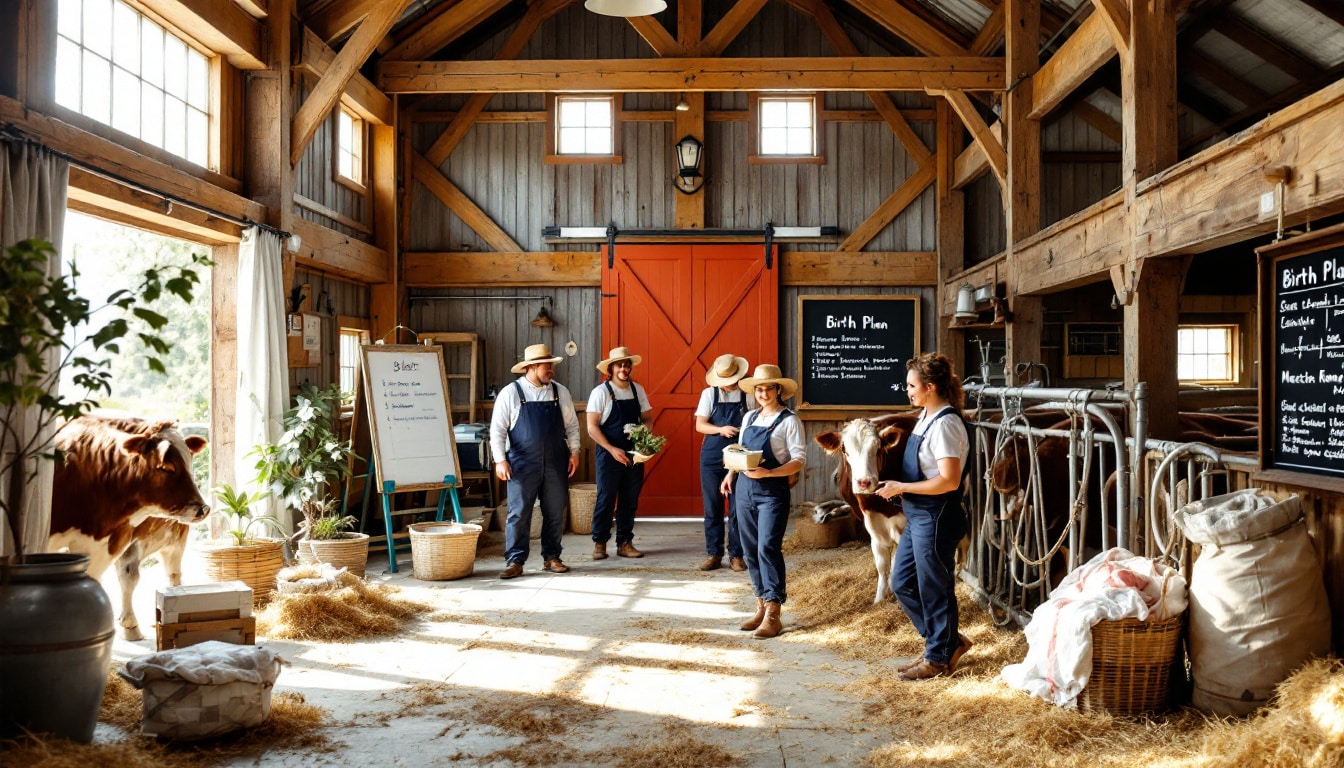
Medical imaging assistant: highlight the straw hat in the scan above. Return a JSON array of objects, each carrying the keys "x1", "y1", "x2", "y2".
[
  {"x1": 705, "y1": 354, "x2": 750, "y2": 386},
  {"x1": 510, "y1": 343, "x2": 564, "y2": 374},
  {"x1": 739, "y1": 364, "x2": 797, "y2": 400},
  {"x1": 596, "y1": 346, "x2": 642, "y2": 373}
]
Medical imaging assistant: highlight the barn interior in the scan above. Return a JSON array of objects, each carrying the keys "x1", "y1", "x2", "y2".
[{"x1": 2, "y1": 0, "x2": 1344, "y2": 764}]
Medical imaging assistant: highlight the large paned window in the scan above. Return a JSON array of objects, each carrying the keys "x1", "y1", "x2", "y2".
[
  {"x1": 1177, "y1": 325, "x2": 1238, "y2": 384},
  {"x1": 56, "y1": 0, "x2": 211, "y2": 168}
]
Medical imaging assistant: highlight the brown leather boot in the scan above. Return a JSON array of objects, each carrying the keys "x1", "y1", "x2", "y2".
[
  {"x1": 739, "y1": 598, "x2": 766, "y2": 631},
  {"x1": 729, "y1": 557, "x2": 747, "y2": 572},
  {"x1": 752, "y1": 601, "x2": 782, "y2": 639},
  {"x1": 592, "y1": 542, "x2": 608, "y2": 560},
  {"x1": 616, "y1": 541, "x2": 644, "y2": 558},
  {"x1": 699, "y1": 555, "x2": 722, "y2": 571}
]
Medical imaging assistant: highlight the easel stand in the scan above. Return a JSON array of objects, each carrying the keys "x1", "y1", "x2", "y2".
[{"x1": 376, "y1": 472, "x2": 464, "y2": 573}]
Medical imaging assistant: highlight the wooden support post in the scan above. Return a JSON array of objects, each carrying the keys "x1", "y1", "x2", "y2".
[
  {"x1": 1123, "y1": 257, "x2": 1188, "y2": 439},
  {"x1": 936, "y1": 98, "x2": 966, "y2": 372},
  {"x1": 1123, "y1": 0, "x2": 1176, "y2": 184},
  {"x1": 210, "y1": 243, "x2": 240, "y2": 487},
  {"x1": 1004, "y1": 0, "x2": 1042, "y2": 376},
  {"x1": 674, "y1": 92, "x2": 705, "y2": 229}
]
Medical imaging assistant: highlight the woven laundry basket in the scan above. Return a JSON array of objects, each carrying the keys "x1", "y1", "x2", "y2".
[
  {"x1": 408, "y1": 522, "x2": 482, "y2": 580},
  {"x1": 795, "y1": 517, "x2": 843, "y2": 549},
  {"x1": 1078, "y1": 613, "x2": 1184, "y2": 716},
  {"x1": 198, "y1": 539, "x2": 285, "y2": 603},
  {"x1": 569, "y1": 483, "x2": 597, "y2": 535}
]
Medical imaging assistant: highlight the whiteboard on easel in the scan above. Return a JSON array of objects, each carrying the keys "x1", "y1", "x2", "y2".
[{"x1": 360, "y1": 344, "x2": 461, "y2": 490}]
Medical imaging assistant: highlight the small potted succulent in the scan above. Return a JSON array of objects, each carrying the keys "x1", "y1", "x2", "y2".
[{"x1": 625, "y1": 423, "x2": 668, "y2": 464}]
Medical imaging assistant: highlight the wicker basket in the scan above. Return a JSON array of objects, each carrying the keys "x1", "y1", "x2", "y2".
[
  {"x1": 1078, "y1": 613, "x2": 1184, "y2": 716},
  {"x1": 197, "y1": 539, "x2": 285, "y2": 603},
  {"x1": 306, "y1": 533, "x2": 371, "y2": 578},
  {"x1": 569, "y1": 483, "x2": 597, "y2": 535},
  {"x1": 795, "y1": 516, "x2": 843, "y2": 549},
  {"x1": 408, "y1": 522, "x2": 482, "y2": 581}
]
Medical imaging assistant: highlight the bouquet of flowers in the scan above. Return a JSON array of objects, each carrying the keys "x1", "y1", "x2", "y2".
[{"x1": 624, "y1": 423, "x2": 667, "y2": 458}]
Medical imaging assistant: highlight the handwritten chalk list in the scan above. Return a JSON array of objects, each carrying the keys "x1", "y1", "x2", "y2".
[
  {"x1": 798, "y1": 295, "x2": 919, "y2": 408},
  {"x1": 360, "y1": 345, "x2": 461, "y2": 489},
  {"x1": 1263, "y1": 232, "x2": 1344, "y2": 479}
]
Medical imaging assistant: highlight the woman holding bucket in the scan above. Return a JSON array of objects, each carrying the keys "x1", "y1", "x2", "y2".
[{"x1": 721, "y1": 364, "x2": 806, "y2": 639}]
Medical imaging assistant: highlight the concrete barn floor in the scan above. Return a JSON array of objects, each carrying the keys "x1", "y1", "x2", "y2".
[{"x1": 103, "y1": 520, "x2": 915, "y2": 767}]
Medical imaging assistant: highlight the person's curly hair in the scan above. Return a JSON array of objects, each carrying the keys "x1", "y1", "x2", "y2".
[{"x1": 907, "y1": 352, "x2": 964, "y2": 412}]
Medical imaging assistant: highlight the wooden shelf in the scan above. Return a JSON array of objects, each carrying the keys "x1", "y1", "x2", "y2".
[{"x1": 951, "y1": 321, "x2": 1005, "y2": 330}]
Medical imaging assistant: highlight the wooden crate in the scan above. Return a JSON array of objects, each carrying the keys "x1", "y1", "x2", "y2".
[
  {"x1": 156, "y1": 582, "x2": 253, "y2": 624},
  {"x1": 156, "y1": 616, "x2": 257, "y2": 651}
]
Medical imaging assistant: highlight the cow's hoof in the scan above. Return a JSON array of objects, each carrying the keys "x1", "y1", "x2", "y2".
[{"x1": 121, "y1": 626, "x2": 144, "y2": 642}]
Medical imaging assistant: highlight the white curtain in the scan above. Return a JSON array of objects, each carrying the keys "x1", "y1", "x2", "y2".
[
  {"x1": 234, "y1": 226, "x2": 290, "y2": 534},
  {"x1": 0, "y1": 141, "x2": 69, "y2": 557}
]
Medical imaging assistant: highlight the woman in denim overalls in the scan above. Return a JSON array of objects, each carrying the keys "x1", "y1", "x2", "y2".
[
  {"x1": 720, "y1": 364, "x2": 805, "y2": 639},
  {"x1": 694, "y1": 353, "x2": 750, "y2": 572},
  {"x1": 876, "y1": 353, "x2": 972, "y2": 680}
]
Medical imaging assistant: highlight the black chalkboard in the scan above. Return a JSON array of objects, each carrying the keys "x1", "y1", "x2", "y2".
[
  {"x1": 798, "y1": 295, "x2": 919, "y2": 409},
  {"x1": 1259, "y1": 225, "x2": 1344, "y2": 480}
]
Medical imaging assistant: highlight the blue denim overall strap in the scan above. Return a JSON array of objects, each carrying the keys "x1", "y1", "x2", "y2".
[
  {"x1": 592, "y1": 381, "x2": 646, "y2": 545},
  {"x1": 701, "y1": 387, "x2": 747, "y2": 467},
  {"x1": 503, "y1": 381, "x2": 569, "y2": 564},
  {"x1": 598, "y1": 381, "x2": 643, "y2": 451},
  {"x1": 735, "y1": 408, "x2": 794, "y2": 603},
  {"x1": 891, "y1": 405, "x2": 967, "y2": 663}
]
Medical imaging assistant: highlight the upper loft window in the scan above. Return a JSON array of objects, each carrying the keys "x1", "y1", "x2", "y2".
[
  {"x1": 546, "y1": 95, "x2": 622, "y2": 164},
  {"x1": 335, "y1": 107, "x2": 365, "y2": 189},
  {"x1": 1178, "y1": 325, "x2": 1238, "y2": 384},
  {"x1": 55, "y1": 0, "x2": 212, "y2": 168},
  {"x1": 750, "y1": 93, "x2": 823, "y2": 163}
]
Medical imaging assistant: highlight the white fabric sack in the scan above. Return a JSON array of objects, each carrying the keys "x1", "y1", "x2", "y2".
[
  {"x1": 1174, "y1": 489, "x2": 1332, "y2": 716},
  {"x1": 120, "y1": 641, "x2": 283, "y2": 740},
  {"x1": 1001, "y1": 548, "x2": 1187, "y2": 708}
]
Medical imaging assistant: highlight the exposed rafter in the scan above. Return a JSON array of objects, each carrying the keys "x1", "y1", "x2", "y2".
[
  {"x1": 1297, "y1": 0, "x2": 1344, "y2": 27},
  {"x1": 294, "y1": 27, "x2": 392, "y2": 125},
  {"x1": 1089, "y1": 0, "x2": 1130, "y2": 57},
  {"x1": 139, "y1": 0, "x2": 265, "y2": 69},
  {"x1": 378, "y1": 57, "x2": 1005, "y2": 93},
  {"x1": 412, "y1": 154, "x2": 523, "y2": 252},
  {"x1": 843, "y1": 0, "x2": 969, "y2": 56},
  {"x1": 304, "y1": 0, "x2": 370, "y2": 42},
  {"x1": 1183, "y1": 50, "x2": 1270, "y2": 110},
  {"x1": 699, "y1": 0, "x2": 769, "y2": 56},
  {"x1": 838, "y1": 163, "x2": 936, "y2": 251},
  {"x1": 1209, "y1": 16, "x2": 1321, "y2": 83},
  {"x1": 931, "y1": 88, "x2": 1006, "y2": 186},
  {"x1": 383, "y1": 0, "x2": 512, "y2": 61},
  {"x1": 1028, "y1": 11, "x2": 1116, "y2": 119},
  {"x1": 968, "y1": 4, "x2": 1005, "y2": 55},
  {"x1": 627, "y1": 16, "x2": 680, "y2": 56}
]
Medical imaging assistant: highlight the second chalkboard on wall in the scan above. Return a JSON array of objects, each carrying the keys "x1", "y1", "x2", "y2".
[{"x1": 798, "y1": 295, "x2": 919, "y2": 409}]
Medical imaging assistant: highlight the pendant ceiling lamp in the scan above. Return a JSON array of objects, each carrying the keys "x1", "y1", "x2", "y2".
[{"x1": 584, "y1": 0, "x2": 666, "y2": 17}]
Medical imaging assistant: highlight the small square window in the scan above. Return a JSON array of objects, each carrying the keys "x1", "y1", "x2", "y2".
[
  {"x1": 1177, "y1": 326, "x2": 1238, "y2": 384},
  {"x1": 546, "y1": 95, "x2": 622, "y2": 164},
  {"x1": 335, "y1": 107, "x2": 365, "y2": 190},
  {"x1": 749, "y1": 93, "x2": 824, "y2": 164}
]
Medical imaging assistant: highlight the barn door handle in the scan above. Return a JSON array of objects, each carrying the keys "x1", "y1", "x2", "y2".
[
  {"x1": 764, "y1": 222, "x2": 775, "y2": 269},
  {"x1": 606, "y1": 222, "x2": 618, "y2": 268}
]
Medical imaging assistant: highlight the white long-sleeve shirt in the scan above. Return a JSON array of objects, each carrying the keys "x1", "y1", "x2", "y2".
[{"x1": 488, "y1": 377, "x2": 581, "y2": 460}]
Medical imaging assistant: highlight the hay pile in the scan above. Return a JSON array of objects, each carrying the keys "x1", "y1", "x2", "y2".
[
  {"x1": 256, "y1": 567, "x2": 432, "y2": 641},
  {"x1": 786, "y1": 546, "x2": 1344, "y2": 768}
]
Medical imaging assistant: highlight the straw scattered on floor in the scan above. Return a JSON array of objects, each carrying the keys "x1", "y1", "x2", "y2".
[
  {"x1": 619, "y1": 723, "x2": 746, "y2": 768},
  {"x1": 256, "y1": 568, "x2": 432, "y2": 641},
  {"x1": 785, "y1": 544, "x2": 1344, "y2": 768}
]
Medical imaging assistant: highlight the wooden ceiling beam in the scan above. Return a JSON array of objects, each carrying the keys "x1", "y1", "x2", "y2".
[
  {"x1": 679, "y1": 0, "x2": 702, "y2": 52},
  {"x1": 289, "y1": 218, "x2": 389, "y2": 283},
  {"x1": 290, "y1": 0, "x2": 409, "y2": 166},
  {"x1": 1028, "y1": 11, "x2": 1116, "y2": 119},
  {"x1": 378, "y1": 57, "x2": 1005, "y2": 92},
  {"x1": 294, "y1": 27, "x2": 393, "y2": 125},
  {"x1": 303, "y1": 0, "x2": 370, "y2": 42},
  {"x1": 797, "y1": 0, "x2": 931, "y2": 164},
  {"x1": 233, "y1": 0, "x2": 267, "y2": 19},
  {"x1": 1296, "y1": 0, "x2": 1344, "y2": 27},
  {"x1": 1088, "y1": 0, "x2": 1130, "y2": 58},
  {"x1": 67, "y1": 167, "x2": 242, "y2": 245},
  {"x1": 969, "y1": 4, "x2": 1004, "y2": 55},
  {"x1": 931, "y1": 88, "x2": 1005, "y2": 186},
  {"x1": 1210, "y1": 16, "x2": 1321, "y2": 84},
  {"x1": 383, "y1": 0, "x2": 512, "y2": 61},
  {"x1": 627, "y1": 17, "x2": 680, "y2": 56},
  {"x1": 843, "y1": 0, "x2": 969, "y2": 56},
  {"x1": 1069, "y1": 99, "x2": 1122, "y2": 144},
  {"x1": 699, "y1": 0, "x2": 768, "y2": 56},
  {"x1": 412, "y1": 153, "x2": 523, "y2": 252},
  {"x1": 139, "y1": 0, "x2": 265, "y2": 69},
  {"x1": 1183, "y1": 50, "x2": 1270, "y2": 110}
]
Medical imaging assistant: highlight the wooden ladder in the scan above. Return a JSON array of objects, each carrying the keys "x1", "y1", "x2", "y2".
[{"x1": 421, "y1": 332, "x2": 479, "y2": 424}]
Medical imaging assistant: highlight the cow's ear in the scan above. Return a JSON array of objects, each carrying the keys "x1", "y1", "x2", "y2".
[
  {"x1": 878, "y1": 425, "x2": 905, "y2": 449},
  {"x1": 120, "y1": 434, "x2": 153, "y2": 456},
  {"x1": 814, "y1": 431, "x2": 842, "y2": 453},
  {"x1": 185, "y1": 435, "x2": 208, "y2": 455}
]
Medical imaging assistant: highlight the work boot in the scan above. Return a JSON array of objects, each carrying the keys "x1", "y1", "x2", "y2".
[
  {"x1": 740, "y1": 598, "x2": 766, "y2": 631},
  {"x1": 499, "y1": 562, "x2": 524, "y2": 579},
  {"x1": 949, "y1": 633, "x2": 974, "y2": 671},
  {"x1": 699, "y1": 555, "x2": 722, "y2": 571},
  {"x1": 900, "y1": 660, "x2": 950, "y2": 681},
  {"x1": 729, "y1": 557, "x2": 747, "y2": 572},
  {"x1": 592, "y1": 542, "x2": 608, "y2": 560},
  {"x1": 752, "y1": 601, "x2": 783, "y2": 639},
  {"x1": 543, "y1": 558, "x2": 570, "y2": 573},
  {"x1": 616, "y1": 542, "x2": 644, "y2": 558}
]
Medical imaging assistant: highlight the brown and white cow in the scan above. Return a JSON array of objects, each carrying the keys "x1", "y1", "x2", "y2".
[
  {"x1": 815, "y1": 413, "x2": 917, "y2": 604},
  {"x1": 47, "y1": 415, "x2": 209, "y2": 641}
]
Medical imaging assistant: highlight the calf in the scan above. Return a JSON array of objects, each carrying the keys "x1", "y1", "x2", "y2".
[{"x1": 47, "y1": 415, "x2": 209, "y2": 641}]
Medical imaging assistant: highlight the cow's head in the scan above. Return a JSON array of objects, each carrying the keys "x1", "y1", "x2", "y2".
[
  {"x1": 120, "y1": 423, "x2": 210, "y2": 524},
  {"x1": 815, "y1": 418, "x2": 905, "y2": 495}
]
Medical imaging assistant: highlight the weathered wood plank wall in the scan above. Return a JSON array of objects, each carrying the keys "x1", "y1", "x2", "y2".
[
  {"x1": 293, "y1": 80, "x2": 371, "y2": 241},
  {"x1": 287, "y1": 269, "x2": 370, "y2": 393}
]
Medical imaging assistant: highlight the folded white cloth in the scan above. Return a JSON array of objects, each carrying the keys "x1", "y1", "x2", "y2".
[
  {"x1": 1001, "y1": 548, "x2": 1187, "y2": 708},
  {"x1": 121, "y1": 641, "x2": 283, "y2": 687}
]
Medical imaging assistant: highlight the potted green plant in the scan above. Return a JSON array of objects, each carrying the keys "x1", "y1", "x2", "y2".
[
  {"x1": 252, "y1": 384, "x2": 365, "y2": 575},
  {"x1": 0, "y1": 237, "x2": 206, "y2": 742},
  {"x1": 196, "y1": 483, "x2": 287, "y2": 602},
  {"x1": 625, "y1": 423, "x2": 668, "y2": 464}
]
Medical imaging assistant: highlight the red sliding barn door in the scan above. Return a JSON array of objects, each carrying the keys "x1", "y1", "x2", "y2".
[{"x1": 601, "y1": 244, "x2": 778, "y2": 516}]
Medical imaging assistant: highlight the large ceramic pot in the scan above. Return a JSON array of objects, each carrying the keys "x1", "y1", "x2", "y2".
[{"x1": 0, "y1": 553, "x2": 115, "y2": 742}]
